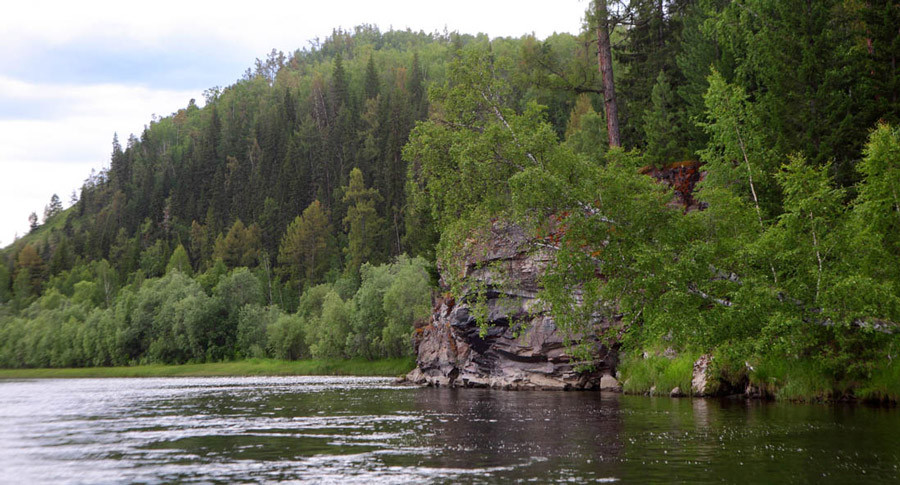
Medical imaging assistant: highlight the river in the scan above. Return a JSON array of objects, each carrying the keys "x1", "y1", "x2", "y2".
[{"x1": 0, "y1": 376, "x2": 897, "y2": 483}]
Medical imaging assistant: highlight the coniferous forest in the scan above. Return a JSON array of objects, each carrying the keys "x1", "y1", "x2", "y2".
[{"x1": 1, "y1": 1, "x2": 899, "y2": 399}]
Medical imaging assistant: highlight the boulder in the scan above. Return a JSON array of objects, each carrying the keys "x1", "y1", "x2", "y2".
[
  {"x1": 600, "y1": 373, "x2": 622, "y2": 392},
  {"x1": 691, "y1": 354, "x2": 714, "y2": 396}
]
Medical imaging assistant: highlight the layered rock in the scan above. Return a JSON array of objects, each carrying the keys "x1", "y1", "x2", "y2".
[{"x1": 406, "y1": 223, "x2": 619, "y2": 390}]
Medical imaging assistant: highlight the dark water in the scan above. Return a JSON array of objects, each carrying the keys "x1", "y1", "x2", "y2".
[{"x1": 0, "y1": 377, "x2": 897, "y2": 484}]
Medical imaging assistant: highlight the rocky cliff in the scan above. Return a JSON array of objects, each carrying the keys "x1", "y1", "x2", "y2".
[{"x1": 405, "y1": 223, "x2": 621, "y2": 390}]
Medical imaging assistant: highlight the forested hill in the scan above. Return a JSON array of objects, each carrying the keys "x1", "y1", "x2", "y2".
[
  {"x1": 2, "y1": 1, "x2": 900, "y2": 391},
  {"x1": 1, "y1": 27, "x2": 597, "y2": 293}
]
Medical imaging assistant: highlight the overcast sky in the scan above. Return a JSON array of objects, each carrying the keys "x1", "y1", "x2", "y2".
[{"x1": 0, "y1": 0, "x2": 589, "y2": 247}]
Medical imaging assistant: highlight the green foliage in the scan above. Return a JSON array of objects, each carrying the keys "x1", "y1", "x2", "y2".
[
  {"x1": 342, "y1": 168, "x2": 384, "y2": 275},
  {"x1": 747, "y1": 356, "x2": 839, "y2": 402},
  {"x1": 196, "y1": 259, "x2": 228, "y2": 293},
  {"x1": 848, "y1": 124, "x2": 900, "y2": 285},
  {"x1": 213, "y1": 220, "x2": 261, "y2": 268},
  {"x1": 216, "y1": 267, "x2": 264, "y2": 311},
  {"x1": 564, "y1": 94, "x2": 607, "y2": 163},
  {"x1": 643, "y1": 70, "x2": 689, "y2": 166},
  {"x1": 0, "y1": 263, "x2": 11, "y2": 305},
  {"x1": 619, "y1": 352, "x2": 698, "y2": 396},
  {"x1": 857, "y1": 361, "x2": 900, "y2": 402},
  {"x1": 166, "y1": 244, "x2": 192, "y2": 276},
  {"x1": 764, "y1": 157, "x2": 844, "y2": 306},
  {"x1": 380, "y1": 256, "x2": 432, "y2": 356},
  {"x1": 140, "y1": 240, "x2": 168, "y2": 278},
  {"x1": 235, "y1": 304, "x2": 275, "y2": 358},
  {"x1": 126, "y1": 271, "x2": 224, "y2": 363},
  {"x1": 700, "y1": 70, "x2": 779, "y2": 217},
  {"x1": 266, "y1": 312, "x2": 306, "y2": 360},
  {"x1": 306, "y1": 290, "x2": 353, "y2": 359},
  {"x1": 277, "y1": 200, "x2": 333, "y2": 289},
  {"x1": 15, "y1": 244, "x2": 45, "y2": 299},
  {"x1": 349, "y1": 255, "x2": 431, "y2": 358}
]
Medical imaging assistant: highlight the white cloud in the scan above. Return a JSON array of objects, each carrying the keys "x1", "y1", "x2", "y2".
[
  {"x1": 0, "y1": 79, "x2": 201, "y2": 246},
  {"x1": 3, "y1": 1, "x2": 587, "y2": 55}
]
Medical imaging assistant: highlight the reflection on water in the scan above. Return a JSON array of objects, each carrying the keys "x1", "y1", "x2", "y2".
[{"x1": 0, "y1": 376, "x2": 897, "y2": 483}]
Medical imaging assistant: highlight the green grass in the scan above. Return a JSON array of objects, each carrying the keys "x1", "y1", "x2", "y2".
[
  {"x1": 0, "y1": 357, "x2": 416, "y2": 379},
  {"x1": 747, "y1": 357, "x2": 847, "y2": 402},
  {"x1": 620, "y1": 352, "x2": 697, "y2": 396},
  {"x1": 857, "y1": 361, "x2": 900, "y2": 402}
]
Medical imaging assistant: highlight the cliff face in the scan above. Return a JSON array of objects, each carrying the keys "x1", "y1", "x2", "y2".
[{"x1": 406, "y1": 223, "x2": 620, "y2": 390}]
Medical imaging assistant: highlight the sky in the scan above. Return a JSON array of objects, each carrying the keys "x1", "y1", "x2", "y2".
[{"x1": 0, "y1": 0, "x2": 589, "y2": 247}]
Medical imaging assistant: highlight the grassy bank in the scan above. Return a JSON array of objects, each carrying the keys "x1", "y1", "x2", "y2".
[
  {"x1": 0, "y1": 357, "x2": 416, "y2": 379},
  {"x1": 618, "y1": 350, "x2": 900, "y2": 403}
]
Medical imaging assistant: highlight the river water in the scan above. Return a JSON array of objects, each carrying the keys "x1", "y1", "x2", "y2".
[{"x1": 0, "y1": 376, "x2": 897, "y2": 484}]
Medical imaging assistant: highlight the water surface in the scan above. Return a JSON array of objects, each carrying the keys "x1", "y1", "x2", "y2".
[{"x1": 0, "y1": 376, "x2": 897, "y2": 483}]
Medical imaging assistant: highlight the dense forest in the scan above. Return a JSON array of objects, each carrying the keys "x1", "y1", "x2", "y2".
[{"x1": 1, "y1": 0, "x2": 899, "y2": 398}]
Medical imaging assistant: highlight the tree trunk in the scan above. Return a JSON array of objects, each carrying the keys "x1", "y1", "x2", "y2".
[{"x1": 596, "y1": 0, "x2": 621, "y2": 148}]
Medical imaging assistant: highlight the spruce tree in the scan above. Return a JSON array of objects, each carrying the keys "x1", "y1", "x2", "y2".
[
  {"x1": 342, "y1": 168, "x2": 384, "y2": 274},
  {"x1": 278, "y1": 200, "x2": 333, "y2": 291}
]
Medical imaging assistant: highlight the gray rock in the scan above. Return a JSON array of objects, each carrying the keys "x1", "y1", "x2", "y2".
[
  {"x1": 691, "y1": 354, "x2": 714, "y2": 396},
  {"x1": 670, "y1": 386, "x2": 684, "y2": 397},
  {"x1": 408, "y1": 222, "x2": 620, "y2": 390},
  {"x1": 600, "y1": 373, "x2": 622, "y2": 392},
  {"x1": 745, "y1": 384, "x2": 761, "y2": 398}
]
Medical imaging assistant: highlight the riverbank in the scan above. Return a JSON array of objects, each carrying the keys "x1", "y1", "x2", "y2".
[
  {"x1": 617, "y1": 351, "x2": 900, "y2": 403},
  {"x1": 0, "y1": 357, "x2": 416, "y2": 379}
]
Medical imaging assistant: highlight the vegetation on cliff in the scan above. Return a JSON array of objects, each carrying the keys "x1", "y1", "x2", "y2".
[{"x1": 405, "y1": 1, "x2": 900, "y2": 400}]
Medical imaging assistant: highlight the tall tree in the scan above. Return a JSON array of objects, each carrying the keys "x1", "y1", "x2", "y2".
[
  {"x1": 278, "y1": 200, "x2": 333, "y2": 291},
  {"x1": 642, "y1": 70, "x2": 688, "y2": 165},
  {"x1": 14, "y1": 244, "x2": 45, "y2": 298},
  {"x1": 364, "y1": 54, "x2": 380, "y2": 100},
  {"x1": 342, "y1": 168, "x2": 384, "y2": 274},
  {"x1": 43, "y1": 193, "x2": 63, "y2": 222},
  {"x1": 594, "y1": 0, "x2": 621, "y2": 147},
  {"x1": 28, "y1": 212, "x2": 38, "y2": 232}
]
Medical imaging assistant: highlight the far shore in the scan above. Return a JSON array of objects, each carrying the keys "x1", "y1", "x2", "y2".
[{"x1": 0, "y1": 357, "x2": 416, "y2": 379}]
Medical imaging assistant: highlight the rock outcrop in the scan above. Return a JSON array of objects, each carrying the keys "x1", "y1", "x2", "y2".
[{"x1": 406, "y1": 223, "x2": 620, "y2": 390}]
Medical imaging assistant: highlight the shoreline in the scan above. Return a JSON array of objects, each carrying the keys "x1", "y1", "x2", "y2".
[{"x1": 0, "y1": 357, "x2": 416, "y2": 379}]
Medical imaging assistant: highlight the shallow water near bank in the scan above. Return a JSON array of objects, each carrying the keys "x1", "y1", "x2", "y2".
[{"x1": 0, "y1": 376, "x2": 897, "y2": 484}]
